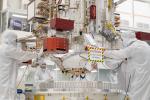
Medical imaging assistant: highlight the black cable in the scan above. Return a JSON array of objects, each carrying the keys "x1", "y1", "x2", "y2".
[
  {"x1": 80, "y1": 74, "x2": 86, "y2": 79},
  {"x1": 112, "y1": 60, "x2": 124, "y2": 73}
]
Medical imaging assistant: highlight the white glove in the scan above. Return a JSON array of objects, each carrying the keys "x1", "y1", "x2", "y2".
[{"x1": 38, "y1": 46, "x2": 44, "y2": 58}]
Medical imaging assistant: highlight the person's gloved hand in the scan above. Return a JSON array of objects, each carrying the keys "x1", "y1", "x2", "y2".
[
  {"x1": 38, "y1": 47, "x2": 48, "y2": 57},
  {"x1": 38, "y1": 46, "x2": 44, "y2": 57}
]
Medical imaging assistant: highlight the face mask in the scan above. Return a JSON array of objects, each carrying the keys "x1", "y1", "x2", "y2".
[
  {"x1": 41, "y1": 68, "x2": 46, "y2": 72},
  {"x1": 40, "y1": 64, "x2": 46, "y2": 71}
]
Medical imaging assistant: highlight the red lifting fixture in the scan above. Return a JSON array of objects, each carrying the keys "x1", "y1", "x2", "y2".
[
  {"x1": 43, "y1": 37, "x2": 69, "y2": 54},
  {"x1": 136, "y1": 32, "x2": 150, "y2": 40},
  {"x1": 90, "y1": 5, "x2": 96, "y2": 19},
  {"x1": 50, "y1": 18, "x2": 74, "y2": 31}
]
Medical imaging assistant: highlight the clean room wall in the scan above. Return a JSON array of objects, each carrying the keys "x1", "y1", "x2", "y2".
[{"x1": 116, "y1": 0, "x2": 150, "y2": 31}]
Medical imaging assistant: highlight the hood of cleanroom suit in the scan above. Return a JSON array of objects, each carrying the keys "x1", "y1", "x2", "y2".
[
  {"x1": 0, "y1": 30, "x2": 37, "y2": 100},
  {"x1": 104, "y1": 31, "x2": 150, "y2": 100},
  {"x1": 121, "y1": 31, "x2": 137, "y2": 47}
]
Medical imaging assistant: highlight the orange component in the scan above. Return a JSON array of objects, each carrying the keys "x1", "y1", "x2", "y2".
[
  {"x1": 114, "y1": 13, "x2": 120, "y2": 27},
  {"x1": 85, "y1": 45, "x2": 91, "y2": 51},
  {"x1": 114, "y1": 21, "x2": 120, "y2": 27},
  {"x1": 90, "y1": 5, "x2": 96, "y2": 19},
  {"x1": 115, "y1": 16, "x2": 120, "y2": 21},
  {"x1": 43, "y1": 37, "x2": 69, "y2": 54},
  {"x1": 34, "y1": 95, "x2": 45, "y2": 100}
]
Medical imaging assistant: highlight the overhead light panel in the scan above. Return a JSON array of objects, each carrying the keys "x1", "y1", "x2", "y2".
[
  {"x1": 91, "y1": 69, "x2": 98, "y2": 73},
  {"x1": 12, "y1": 14, "x2": 27, "y2": 18},
  {"x1": 53, "y1": 67, "x2": 60, "y2": 71},
  {"x1": 20, "y1": 65, "x2": 27, "y2": 69}
]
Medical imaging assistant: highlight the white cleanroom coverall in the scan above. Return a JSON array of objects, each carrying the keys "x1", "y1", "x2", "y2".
[
  {"x1": 0, "y1": 30, "x2": 37, "y2": 100},
  {"x1": 104, "y1": 32, "x2": 150, "y2": 100},
  {"x1": 34, "y1": 67, "x2": 52, "y2": 83}
]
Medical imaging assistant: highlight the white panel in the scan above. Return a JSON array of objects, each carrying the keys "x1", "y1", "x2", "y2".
[
  {"x1": 4, "y1": 29, "x2": 32, "y2": 39},
  {"x1": 27, "y1": 1, "x2": 35, "y2": 21},
  {"x1": 134, "y1": 1, "x2": 150, "y2": 16},
  {"x1": 120, "y1": 20, "x2": 129, "y2": 27},
  {"x1": 7, "y1": 0, "x2": 21, "y2": 9},
  {"x1": 2, "y1": 0, "x2": 7, "y2": 10},
  {"x1": 116, "y1": 0, "x2": 132, "y2": 13}
]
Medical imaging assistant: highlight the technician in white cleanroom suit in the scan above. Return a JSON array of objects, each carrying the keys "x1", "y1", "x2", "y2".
[
  {"x1": 34, "y1": 62, "x2": 53, "y2": 83},
  {"x1": 34, "y1": 61, "x2": 53, "y2": 90},
  {"x1": 0, "y1": 31, "x2": 39, "y2": 100},
  {"x1": 104, "y1": 31, "x2": 150, "y2": 100}
]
